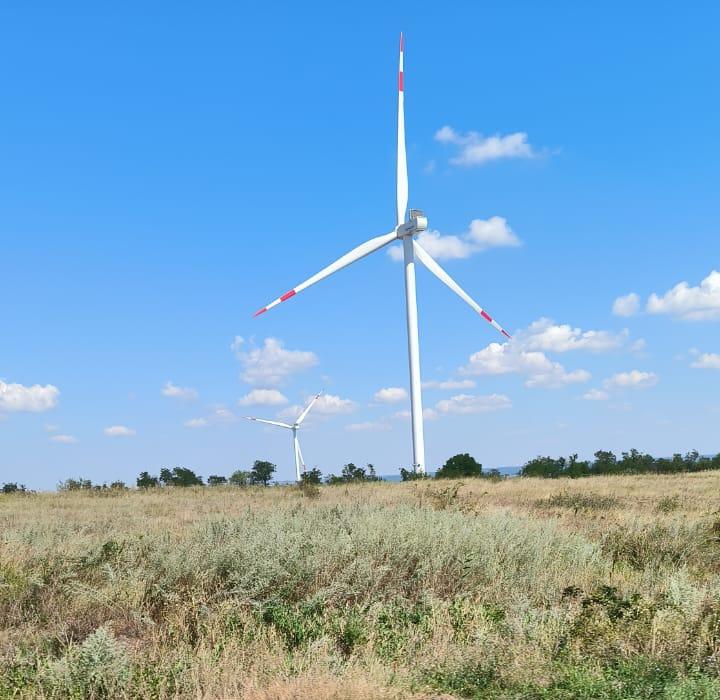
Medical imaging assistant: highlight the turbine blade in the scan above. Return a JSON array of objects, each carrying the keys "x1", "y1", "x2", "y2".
[
  {"x1": 296, "y1": 438, "x2": 306, "y2": 472},
  {"x1": 296, "y1": 391, "x2": 322, "y2": 425},
  {"x1": 253, "y1": 231, "x2": 397, "y2": 316},
  {"x1": 244, "y1": 417, "x2": 292, "y2": 429},
  {"x1": 396, "y1": 32, "x2": 408, "y2": 226},
  {"x1": 413, "y1": 241, "x2": 512, "y2": 339}
]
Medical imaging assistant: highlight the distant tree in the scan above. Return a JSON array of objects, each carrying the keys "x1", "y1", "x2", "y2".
[
  {"x1": 137, "y1": 471, "x2": 159, "y2": 488},
  {"x1": 365, "y1": 464, "x2": 380, "y2": 481},
  {"x1": 435, "y1": 453, "x2": 483, "y2": 479},
  {"x1": 229, "y1": 470, "x2": 251, "y2": 486},
  {"x1": 159, "y1": 467, "x2": 203, "y2": 487},
  {"x1": 520, "y1": 456, "x2": 566, "y2": 479},
  {"x1": 592, "y1": 451, "x2": 618, "y2": 475},
  {"x1": 109, "y1": 481, "x2": 128, "y2": 490},
  {"x1": 565, "y1": 454, "x2": 591, "y2": 479},
  {"x1": 58, "y1": 478, "x2": 93, "y2": 491},
  {"x1": 399, "y1": 467, "x2": 426, "y2": 481},
  {"x1": 207, "y1": 475, "x2": 227, "y2": 486},
  {"x1": 1, "y1": 482, "x2": 26, "y2": 494},
  {"x1": 300, "y1": 468, "x2": 322, "y2": 485},
  {"x1": 250, "y1": 460, "x2": 275, "y2": 486}
]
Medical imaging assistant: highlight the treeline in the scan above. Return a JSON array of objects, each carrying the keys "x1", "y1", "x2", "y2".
[{"x1": 520, "y1": 449, "x2": 720, "y2": 478}]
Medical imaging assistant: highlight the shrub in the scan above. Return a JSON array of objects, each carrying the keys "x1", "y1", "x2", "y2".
[{"x1": 435, "y1": 453, "x2": 483, "y2": 479}]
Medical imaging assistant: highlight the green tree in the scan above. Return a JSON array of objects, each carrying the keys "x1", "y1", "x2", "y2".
[
  {"x1": 229, "y1": 470, "x2": 251, "y2": 486},
  {"x1": 435, "y1": 453, "x2": 483, "y2": 479},
  {"x1": 136, "y1": 471, "x2": 159, "y2": 488},
  {"x1": 250, "y1": 460, "x2": 275, "y2": 486},
  {"x1": 1, "y1": 482, "x2": 26, "y2": 494},
  {"x1": 207, "y1": 475, "x2": 228, "y2": 486},
  {"x1": 159, "y1": 467, "x2": 203, "y2": 487},
  {"x1": 300, "y1": 468, "x2": 322, "y2": 485},
  {"x1": 520, "y1": 456, "x2": 566, "y2": 478},
  {"x1": 58, "y1": 478, "x2": 93, "y2": 491},
  {"x1": 399, "y1": 467, "x2": 426, "y2": 481}
]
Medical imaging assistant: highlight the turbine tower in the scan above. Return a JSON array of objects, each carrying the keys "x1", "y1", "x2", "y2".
[
  {"x1": 253, "y1": 35, "x2": 511, "y2": 474},
  {"x1": 244, "y1": 392, "x2": 322, "y2": 482}
]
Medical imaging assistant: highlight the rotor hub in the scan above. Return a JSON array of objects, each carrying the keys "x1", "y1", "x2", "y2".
[{"x1": 398, "y1": 209, "x2": 428, "y2": 238}]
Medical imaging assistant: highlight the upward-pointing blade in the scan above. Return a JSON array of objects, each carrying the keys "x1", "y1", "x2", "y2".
[
  {"x1": 396, "y1": 32, "x2": 408, "y2": 226},
  {"x1": 253, "y1": 231, "x2": 397, "y2": 316},
  {"x1": 413, "y1": 241, "x2": 512, "y2": 339},
  {"x1": 296, "y1": 391, "x2": 322, "y2": 425}
]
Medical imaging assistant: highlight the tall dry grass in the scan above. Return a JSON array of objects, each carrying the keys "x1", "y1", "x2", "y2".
[{"x1": 1, "y1": 473, "x2": 720, "y2": 698}]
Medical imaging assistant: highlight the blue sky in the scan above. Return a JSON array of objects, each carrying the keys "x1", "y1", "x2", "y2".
[{"x1": 2, "y1": 2, "x2": 720, "y2": 488}]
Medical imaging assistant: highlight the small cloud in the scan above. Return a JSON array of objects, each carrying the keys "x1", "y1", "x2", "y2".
[
  {"x1": 0, "y1": 380, "x2": 59, "y2": 412},
  {"x1": 388, "y1": 216, "x2": 520, "y2": 262},
  {"x1": 691, "y1": 352, "x2": 720, "y2": 370},
  {"x1": 435, "y1": 393, "x2": 512, "y2": 415},
  {"x1": 233, "y1": 337, "x2": 318, "y2": 386},
  {"x1": 460, "y1": 342, "x2": 590, "y2": 389},
  {"x1": 517, "y1": 318, "x2": 629, "y2": 353},
  {"x1": 647, "y1": 270, "x2": 720, "y2": 321},
  {"x1": 161, "y1": 381, "x2": 198, "y2": 400},
  {"x1": 394, "y1": 408, "x2": 439, "y2": 421},
  {"x1": 613, "y1": 293, "x2": 640, "y2": 317},
  {"x1": 184, "y1": 418, "x2": 208, "y2": 429},
  {"x1": 373, "y1": 387, "x2": 408, "y2": 403},
  {"x1": 51, "y1": 434, "x2": 78, "y2": 444},
  {"x1": 103, "y1": 425, "x2": 136, "y2": 437},
  {"x1": 423, "y1": 379, "x2": 476, "y2": 390},
  {"x1": 238, "y1": 389, "x2": 289, "y2": 406},
  {"x1": 582, "y1": 389, "x2": 610, "y2": 401},
  {"x1": 345, "y1": 421, "x2": 391, "y2": 432},
  {"x1": 44, "y1": 424, "x2": 60, "y2": 432},
  {"x1": 603, "y1": 370, "x2": 658, "y2": 389},
  {"x1": 278, "y1": 393, "x2": 356, "y2": 422},
  {"x1": 435, "y1": 126, "x2": 540, "y2": 166},
  {"x1": 422, "y1": 159, "x2": 436, "y2": 174}
]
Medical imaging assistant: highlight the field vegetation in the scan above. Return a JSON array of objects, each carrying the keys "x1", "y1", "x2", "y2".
[{"x1": 2, "y1": 472, "x2": 720, "y2": 698}]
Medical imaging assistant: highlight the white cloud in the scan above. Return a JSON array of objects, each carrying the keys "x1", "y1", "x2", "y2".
[
  {"x1": 233, "y1": 337, "x2": 318, "y2": 385},
  {"x1": 388, "y1": 216, "x2": 520, "y2": 261},
  {"x1": 691, "y1": 353, "x2": 720, "y2": 370},
  {"x1": 103, "y1": 425, "x2": 136, "y2": 437},
  {"x1": 435, "y1": 126, "x2": 539, "y2": 166},
  {"x1": 184, "y1": 417, "x2": 208, "y2": 429},
  {"x1": 613, "y1": 293, "x2": 640, "y2": 317},
  {"x1": 279, "y1": 393, "x2": 356, "y2": 422},
  {"x1": 422, "y1": 379, "x2": 476, "y2": 390},
  {"x1": 0, "y1": 380, "x2": 59, "y2": 412},
  {"x1": 460, "y1": 342, "x2": 590, "y2": 388},
  {"x1": 435, "y1": 393, "x2": 512, "y2": 415},
  {"x1": 394, "y1": 408, "x2": 439, "y2": 421},
  {"x1": 44, "y1": 424, "x2": 59, "y2": 432},
  {"x1": 582, "y1": 389, "x2": 610, "y2": 401},
  {"x1": 161, "y1": 381, "x2": 198, "y2": 400},
  {"x1": 373, "y1": 387, "x2": 408, "y2": 403},
  {"x1": 517, "y1": 318, "x2": 628, "y2": 353},
  {"x1": 51, "y1": 434, "x2": 78, "y2": 444},
  {"x1": 647, "y1": 270, "x2": 720, "y2": 321},
  {"x1": 345, "y1": 421, "x2": 391, "y2": 432},
  {"x1": 238, "y1": 389, "x2": 288, "y2": 406},
  {"x1": 604, "y1": 370, "x2": 658, "y2": 389}
]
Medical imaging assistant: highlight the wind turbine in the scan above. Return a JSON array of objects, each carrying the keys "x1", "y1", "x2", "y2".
[
  {"x1": 253, "y1": 35, "x2": 511, "y2": 475},
  {"x1": 244, "y1": 392, "x2": 322, "y2": 482}
]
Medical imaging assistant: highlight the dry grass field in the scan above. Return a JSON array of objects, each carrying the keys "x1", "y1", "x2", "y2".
[{"x1": 2, "y1": 472, "x2": 720, "y2": 698}]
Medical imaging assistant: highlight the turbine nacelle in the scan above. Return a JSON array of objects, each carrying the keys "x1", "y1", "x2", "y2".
[{"x1": 397, "y1": 209, "x2": 428, "y2": 238}]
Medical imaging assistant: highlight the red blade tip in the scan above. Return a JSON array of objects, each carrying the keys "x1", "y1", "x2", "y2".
[{"x1": 253, "y1": 307, "x2": 267, "y2": 317}]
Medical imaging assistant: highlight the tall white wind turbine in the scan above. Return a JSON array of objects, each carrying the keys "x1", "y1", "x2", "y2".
[
  {"x1": 253, "y1": 35, "x2": 511, "y2": 474},
  {"x1": 244, "y1": 392, "x2": 322, "y2": 482}
]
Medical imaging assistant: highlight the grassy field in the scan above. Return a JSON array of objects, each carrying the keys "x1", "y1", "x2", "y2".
[{"x1": 2, "y1": 473, "x2": 720, "y2": 699}]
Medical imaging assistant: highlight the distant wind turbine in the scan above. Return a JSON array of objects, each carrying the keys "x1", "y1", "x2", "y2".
[
  {"x1": 244, "y1": 392, "x2": 322, "y2": 482},
  {"x1": 253, "y1": 35, "x2": 511, "y2": 475}
]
